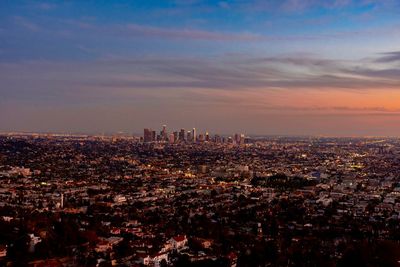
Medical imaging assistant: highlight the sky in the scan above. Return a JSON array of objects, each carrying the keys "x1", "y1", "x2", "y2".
[{"x1": 1, "y1": 0, "x2": 400, "y2": 136}]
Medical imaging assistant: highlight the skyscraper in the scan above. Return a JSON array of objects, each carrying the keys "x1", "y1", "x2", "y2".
[
  {"x1": 161, "y1": 125, "x2": 167, "y2": 141},
  {"x1": 179, "y1": 129, "x2": 185, "y2": 142},
  {"x1": 169, "y1": 133, "x2": 175, "y2": 144},
  {"x1": 144, "y1": 128, "x2": 153, "y2": 143},
  {"x1": 240, "y1": 134, "x2": 245, "y2": 145},
  {"x1": 198, "y1": 134, "x2": 204, "y2": 142},
  {"x1": 192, "y1": 128, "x2": 197, "y2": 143},
  {"x1": 234, "y1": 133, "x2": 240, "y2": 144}
]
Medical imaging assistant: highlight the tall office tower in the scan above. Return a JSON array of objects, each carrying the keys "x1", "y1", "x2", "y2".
[
  {"x1": 240, "y1": 134, "x2": 245, "y2": 145},
  {"x1": 234, "y1": 133, "x2": 240, "y2": 144},
  {"x1": 161, "y1": 125, "x2": 167, "y2": 140},
  {"x1": 151, "y1": 130, "x2": 156, "y2": 142},
  {"x1": 173, "y1": 131, "x2": 178, "y2": 143},
  {"x1": 205, "y1": 131, "x2": 210, "y2": 142},
  {"x1": 192, "y1": 128, "x2": 197, "y2": 143},
  {"x1": 187, "y1": 131, "x2": 192, "y2": 142},
  {"x1": 198, "y1": 134, "x2": 204, "y2": 142},
  {"x1": 179, "y1": 129, "x2": 185, "y2": 142},
  {"x1": 169, "y1": 133, "x2": 175, "y2": 144},
  {"x1": 144, "y1": 128, "x2": 153, "y2": 143}
]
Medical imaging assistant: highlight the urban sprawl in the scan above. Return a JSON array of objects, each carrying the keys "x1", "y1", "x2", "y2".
[{"x1": 0, "y1": 126, "x2": 399, "y2": 266}]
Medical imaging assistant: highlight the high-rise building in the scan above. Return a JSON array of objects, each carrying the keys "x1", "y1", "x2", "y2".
[
  {"x1": 205, "y1": 131, "x2": 210, "y2": 142},
  {"x1": 144, "y1": 128, "x2": 153, "y2": 143},
  {"x1": 198, "y1": 134, "x2": 204, "y2": 142},
  {"x1": 173, "y1": 131, "x2": 178, "y2": 143},
  {"x1": 179, "y1": 129, "x2": 185, "y2": 142},
  {"x1": 161, "y1": 125, "x2": 167, "y2": 141},
  {"x1": 192, "y1": 128, "x2": 197, "y2": 143},
  {"x1": 234, "y1": 133, "x2": 240, "y2": 144},
  {"x1": 169, "y1": 133, "x2": 175, "y2": 144},
  {"x1": 240, "y1": 134, "x2": 245, "y2": 145},
  {"x1": 187, "y1": 131, "x2": 192, "y2": 142}
]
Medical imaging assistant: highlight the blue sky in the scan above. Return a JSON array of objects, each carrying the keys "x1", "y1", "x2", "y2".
[
  {"x1": 1, "y1": 0, "x2": 400, "y2": 135},
  {"x1": 1, "y1": 0, "x2": 399, "y2": 61}
]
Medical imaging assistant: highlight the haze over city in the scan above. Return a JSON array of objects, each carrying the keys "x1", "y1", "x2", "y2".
[{"x1": 1, "y1": 0, "x2": 400, "y2": 135}]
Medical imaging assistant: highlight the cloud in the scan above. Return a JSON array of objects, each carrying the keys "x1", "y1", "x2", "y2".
[
  {"x1": 375, "y1": 51, "x2": 400, "y2": 63},
  {"x1": 181, "y1": 0, "x2": 396, "y2": 17},
  {"x1": 229, "y1": 0, "x2": 356, "y2": 13},
  {"x1": 282, "y1": 0, "x2": 314, "y2": 12},
  {"x1": 123, "y1": 23, "x2": 262, "y2": 41},
  {"x1": 76, "y1": 45, "x2": 95, "y2": 54},
  {"x1": 173, "y1": 0, "x2": 356, "y2": 13},
  {"x1": 218, "y1": 1, "x2": 230, "y2": 9},
  {"x1": 55, "y1": 16, "x2": 400, "y2": 45},
  {"x1": 35, "y1": 3, "x2": 57, "y2": 10},
  {"x1": 12, "y1": 16, "x2": 40, "y2": 32},
  {"x1": 173, "y1": 0, "x2": 203, "y2": 6},
  {"x1": 2, "y1": 52, "x2": 400, "y2": 135},
  {"x1": 2, "y1": 51, "x2": 400, "y2": 104},
  {"x1": 237, "y1": 55, "x2": 341, "y2": 70},
  {"x1": 345, "y1": 67, "x2": 400, "y2": 80},
  {"x1": 60, "y1": 18, "x2": 264, "y2": 42}
]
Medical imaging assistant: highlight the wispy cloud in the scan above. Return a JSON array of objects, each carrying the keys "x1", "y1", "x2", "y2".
[
  {"x1": 2, "y1": 51, "x2": 400, "y2": 100},
  {"x1": 35, "y1": 2, "x2": 57, "y2": 10},
  {"x1": 12, "y1": 16, "x2": 40, "y2": 32},
  {"x1": 216, "y1": 0, "x2": 358, "y2": 13},
  {"x1": 374, "y1": 51, "x2": 400, "y2": 63},
  {"x1": 240, "y1": 0, "x2": 399, "y2": 13},
  {"x1": 55, "y1": 17, "x2": 400, "y2": 44},
  {"x1": 123, "y1": 23, "x2": 262, "y2": 41}
]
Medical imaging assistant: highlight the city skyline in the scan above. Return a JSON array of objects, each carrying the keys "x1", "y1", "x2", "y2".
[
  {"x1": 1, "y1": 1, "x2": 400, "y2": 136},
  {"x1": 142, "y1": 125, "x2": 246, "y2": 144}
]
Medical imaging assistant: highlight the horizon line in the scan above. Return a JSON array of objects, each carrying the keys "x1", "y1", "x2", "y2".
[{"x1": 0, "y1": 130, "x2": 398, "y2": 139}]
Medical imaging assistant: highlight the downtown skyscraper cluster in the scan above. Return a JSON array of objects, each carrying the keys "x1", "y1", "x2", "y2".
[{"x1": 143, "y1": 125, "x2": 246, "y2": 145}]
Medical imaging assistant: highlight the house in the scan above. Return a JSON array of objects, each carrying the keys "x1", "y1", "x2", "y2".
[
  {"x1": 200, "y1": 239, "x2": 213, "y2": 249},
  {"x1": 140, "y1": 252, "x2": 169, "y2": 267},
  {"x1": 28, "y1": 233, "x2": 42, "y2": 253},
  {"x1": 0, "y1": 245, "x2": 7, "y2": 258},
  {"x1": 168, "y1": 235, "x2": 188, "y2": 252},
  {"x1": 227, "y1": 252, "x2": 237, "y2": 267},
  {"x1": 95, "y1": 237, "x2": 123, "y2": 253},
  {"x1": 95, "y1": 240, "x2": 112, "y2": 253}
]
